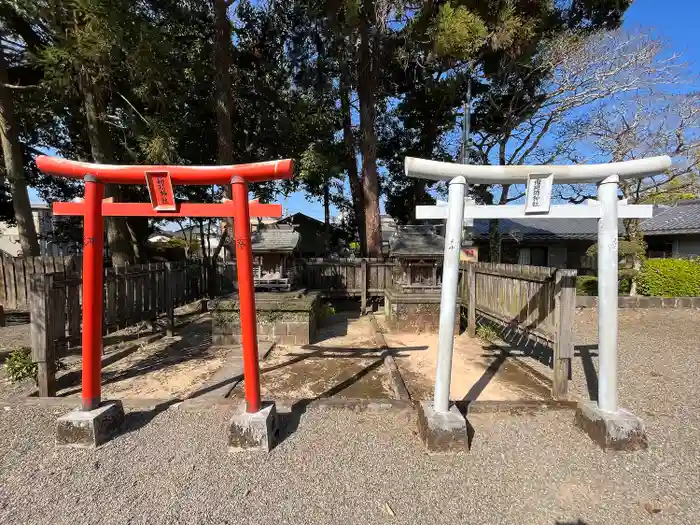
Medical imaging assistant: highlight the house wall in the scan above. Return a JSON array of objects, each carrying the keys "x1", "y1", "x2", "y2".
[
  {"x1": 278, "y1": 215, "x2": 330, "y2": 258},
  {"x1": 510, "y1": 240, "x2": 592, "y2": 270},
  {"x1": 647, "y1": 234, "x2": 700, "y2": 259},
  {"x1": 548, "y1": 245, "x2": 567, "y2": 268},
  {"x1": 675, "y1": 235, "x2": 700, "y2": 258},
  {"x1": 0, "y1": 207, "x2": 76, "y2": 256}
]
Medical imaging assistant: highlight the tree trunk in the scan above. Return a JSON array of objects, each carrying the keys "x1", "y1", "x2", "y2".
[
  {"x1": 0, "y1": 50, "x2": 39, "y2": 256},
  {"x1": 487, "y1": 143, "x2": 511, "y2": 263},
  {"x1": 357, "y1": 4, "x2": 382, "y2": 258},
  {"x1": 214, "y1": 0, "x2": 236, "y2": 262},
  {"x1": 214, "y1": 0, "x2": 235, "y2": 166},
  {"x1": 339, "y1": 41, "x2": 366, "y2": 255},
  {"x1": 209, "y1": 222, "x2": 228, "y2": 297},
  {"x1": 198, "y1": 219, "x2": 212, "y2": 297},
  {"x1": 82, "y1": 83, "x2": 134, "y2": 266},
  {"x1": 323, "y1": 178, "x2": 331, "y2": 254},
  {"x1": 488, "y1": 219, "x2": 501, "y2": 263},
  {"x1": 624, "y1": 218, "x2": 644, "y2": 296}
]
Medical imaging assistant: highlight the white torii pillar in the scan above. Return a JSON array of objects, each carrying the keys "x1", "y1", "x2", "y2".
[{"x1": 405, "y1": 155, "x2": 671, "y2": 449}]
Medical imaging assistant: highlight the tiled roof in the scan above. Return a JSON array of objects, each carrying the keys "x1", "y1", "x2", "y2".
[
  {"x1": 640, "y1": 200, "x2": 700, "y2": 234},
  {"x1": 250, "y1": 229, "x2": 300, "y2": 252},
  {"x1": 470, "y1": 201, "x2": 700, "y2": 240},
  {"x1": 389, "y1": 226, "x2": 445, "y2": 256},
  {"x1": 472, "y1": 218, "x2": 601, "y2": 240}
]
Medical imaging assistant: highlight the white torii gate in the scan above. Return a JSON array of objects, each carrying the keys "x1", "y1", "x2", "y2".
[{"x1": 405, "y1": 156, "x2": 671, "y2": 431}]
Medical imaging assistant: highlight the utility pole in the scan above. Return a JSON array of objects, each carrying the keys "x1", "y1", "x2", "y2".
[{"x1": 461, "y1": 76, "x2": 475, "y2": 247}]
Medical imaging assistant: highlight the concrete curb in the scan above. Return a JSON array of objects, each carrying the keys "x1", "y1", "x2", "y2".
[
  {"x1": 576, "y1": 295, "x2": 700, "y2": 309},
  {"x1": 162, "y1": 396, "x2": 415, "y2": 413},
  {"x1": 1, "y1": 394, "x2": 575, "y2": 418},
  {"x1": 368, "y1": 314, "x2": 411, "y2": 401},
  {"x1": 463, "y1": 399, "x2": 577, "y2": 414}
]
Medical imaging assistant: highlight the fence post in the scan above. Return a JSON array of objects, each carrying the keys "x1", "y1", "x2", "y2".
[
  {"x1": 553, "y1": 269, "x2": 577, "y2": 400},
  {"x1": 467, "y1": 263, "x2": 476, "y2": 337},
  {"x1": 29, "y1": 273, "x2": 56, "y2": 397},
  {"x1": 165, "y1": 262, "x2": 175, "y2": 336},
  {"x1": 0, "y1": 304, "x2": 4, "y2": 327},
  {"x1": 360, "y1": 258, "x2": 368, "y2": 314}
]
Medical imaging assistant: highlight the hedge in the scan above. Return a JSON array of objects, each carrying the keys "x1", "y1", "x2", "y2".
[
  {"x1": 636, "y1": 258, "x2": 700, "y2": 297},
  {"x1": 576, "y1": 275, "x2": 631, "y2": 296}
]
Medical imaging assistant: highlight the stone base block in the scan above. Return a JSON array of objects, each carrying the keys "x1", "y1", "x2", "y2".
[
  {"x1": 228, "y1": 402, "x2": 278, "y2": 452},
  {"x1": 417, "y1": 401, "x2": 469, "y2": 453},
  {"x1": 56, "y1": 400, "x2": 125, "y2": 448},
  {"x1": 575, "y1": 401, "x2": 648, "y2": 451}
]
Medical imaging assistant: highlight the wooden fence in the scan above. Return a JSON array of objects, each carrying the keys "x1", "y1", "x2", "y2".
[
  {"x1": 301, "y1": 258, "x2": 394, "y2": 310},
  {"x1": 0, "y1": 254, "x2": 81, "y2": 311},
  {"x1": 29, "y1": 261, "x2": 207, "y2": 396},
  {"x1": 458, "y1": 262, "x2": 577, "y2": 399}
]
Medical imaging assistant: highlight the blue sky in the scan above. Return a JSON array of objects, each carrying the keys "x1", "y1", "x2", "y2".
[
  {"x1": 277, "y1": 1, "x2": 700, "y2": 219},
  {"x1": 30, "y1": 1, "x2": 699, "y2": 220}
]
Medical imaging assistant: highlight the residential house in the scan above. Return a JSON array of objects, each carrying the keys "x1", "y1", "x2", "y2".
[
  {"x1": 0, "y1": 203, "x2": 80, "y2": 256},
  {"x1": 639, "y1": 200, "x2": 700, "y2": 258},
  {"x1": 274, "y1": 212, "x2": 347, "y2": 258},
  {"x1": 472, "y1": 199, "x2": 700, "y2": 269},
  {"x1": 378, "y1": 200, "x2": 700, "y2": 271}
]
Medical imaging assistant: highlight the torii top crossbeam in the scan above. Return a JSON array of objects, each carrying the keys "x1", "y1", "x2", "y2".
[
  {"x1": 404, "y1": 156, "x2": 671, "y2": 183},
  {"x1": 36, "y1": 156, "x2": 293, "y2": 185}
]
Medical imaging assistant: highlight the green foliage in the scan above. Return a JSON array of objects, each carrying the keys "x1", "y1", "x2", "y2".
[
  {"x1": 586, "y1": 240, "x2": 645, "y2": 258},
  {"x1": 431, "y1": 4, "x2": 487, "y2": 59},
  {"x1": 166, "y1": 238, "x2": 188, "y2": 248},
  {"x1": 576, "y1": 275, "x2": 598, "y2": 296},
  {"x1": 3, "y1": 348, "x2": 37, "y2": 383},
  {"x1": 1, "y1": 0, "x2": 634, "y2": 260},
  {"x1": 319, "y1": 303, "x2": 336, "y2": 320},
  {"x1": 3, "y1": 347, "x2": 67, "y2": 384},
  {"x1": 636, "y1": 258, "x2": 700, "y2": 297},
  {"x1": 475, "y1": 323, "x2": 499, "y2": 343},
  {"x1": 576, "y1": 275, "x2": 631, "y2": 296}
]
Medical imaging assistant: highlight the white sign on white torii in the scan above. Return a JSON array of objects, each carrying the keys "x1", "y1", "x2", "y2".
[{"x1": 404, "y1": 155, "x2": 671, "y2": 425}]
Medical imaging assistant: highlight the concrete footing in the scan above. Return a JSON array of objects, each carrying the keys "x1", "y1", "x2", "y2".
[
  {"x1": 228, "y1": 402, "x2": 278, "y2": 452},
  {"x1": 575, "y1": 401, "x2": 648, "y2": 451},
  {"x1": 417, "y1": 401, "x2": 469, "y2": 453},
  {"x1": 56, "y1": 400, "x2": 125, "y2": 448}
]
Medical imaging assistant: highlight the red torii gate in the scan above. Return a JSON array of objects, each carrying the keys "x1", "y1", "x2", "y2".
[{"x1": 36, "y1": 155, "x2": 293, "y2": 415}]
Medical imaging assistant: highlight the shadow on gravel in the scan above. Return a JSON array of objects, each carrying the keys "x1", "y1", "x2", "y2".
[
  {"x1": 272, "y1": 356, "x2": 389, "y2": 449},
  {"x1": 575, "y1": 344, "x2": 599, "y2": 402},
  {"x1": 556, "y1": 521, "x2": 589, "y2": 525},
  {"x1": 117, "y1": 399, "x2": 180, "y2": 438}
]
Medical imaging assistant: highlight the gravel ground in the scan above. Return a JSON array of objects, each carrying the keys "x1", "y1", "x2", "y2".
[
  {"x1": 0, "y1": 308, "x2": 698, "y2": 524},
  {"x1": 0, "y1": 323, "x2": 30, "y2": 355}
]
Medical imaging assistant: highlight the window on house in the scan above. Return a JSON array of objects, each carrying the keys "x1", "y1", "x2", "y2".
[
  {"x1": 646, "y1": 240, "x2": 674, "y2": 259},
  {"x1": 530, "y1": 247, "x2": 548, "y2": 266}
]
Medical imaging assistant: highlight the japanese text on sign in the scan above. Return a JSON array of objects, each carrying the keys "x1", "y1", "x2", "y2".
[
  {"x1": 525, "y1": 173, "x2": 553, "y2": 214},
  {"x1": 145, "y1": 171, "x2": 176, "y2": 211}
]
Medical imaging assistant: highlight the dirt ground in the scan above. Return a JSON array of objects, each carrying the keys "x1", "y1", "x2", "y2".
[
  {"x1": 0, "y1": 313, "x2": 229, "y2": 401},
  {"x1": 230, "y1": 311, "x2": 395, "y2": 400},
  {"x1": 3, "y1": 303, "x2": 550, "y2": 404},
  {"x1": 374, "y1": 314, "x2": 550, "y2": 402}
]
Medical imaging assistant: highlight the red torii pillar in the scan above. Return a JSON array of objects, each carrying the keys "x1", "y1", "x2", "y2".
[{"x1": 36, "y1": 156, "x2": 293, "y2": 414}]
